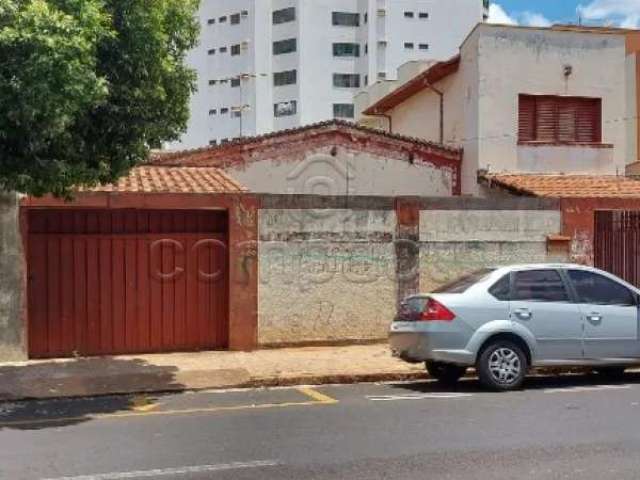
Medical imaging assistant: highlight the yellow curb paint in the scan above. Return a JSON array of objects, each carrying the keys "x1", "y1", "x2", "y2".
[
  {"x1": 131, "y1": 395, "x2": 159, "y2": 412},
  {"x1": 297, "y1": 387, "x2": 338, "y2": 404},
  {"x1": 0, "y1": 391, "x2": 339, "y2": 428}
]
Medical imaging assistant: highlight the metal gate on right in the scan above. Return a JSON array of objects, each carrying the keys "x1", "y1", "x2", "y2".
[{"x1": 594, "y1": 210, "x2": 640, "y2": 287}]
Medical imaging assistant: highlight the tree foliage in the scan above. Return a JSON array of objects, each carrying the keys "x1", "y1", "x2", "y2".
[{"x1": 0, "y1": 0, "x2": 199, "y2": 196}]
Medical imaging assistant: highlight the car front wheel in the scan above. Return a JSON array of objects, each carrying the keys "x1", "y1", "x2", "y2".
[
  {"x1": 477, "y1": 341, "x2": 528, "y2": 391},
  {"x1": 425, "y1": 361, "x2": 467, "y2": 386}
]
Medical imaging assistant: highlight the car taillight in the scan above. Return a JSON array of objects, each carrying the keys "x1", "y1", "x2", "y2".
[{"x1": 420, "y1": 298, "x2": 455, "y2": 322}]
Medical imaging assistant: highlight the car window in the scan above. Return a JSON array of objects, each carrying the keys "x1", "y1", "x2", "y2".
[
  {"x1": 432, "y1": 268, "x2": 495, "y2": 294},
  {"x1": 567, "y1": 270, "x2": 636, "y2": 306},
  {"x1": 513, "y1": 269, "x2": 568, "y2": 302},
  {"x1": 489, "y1": 273, "x2": 510, "y2": 301}
]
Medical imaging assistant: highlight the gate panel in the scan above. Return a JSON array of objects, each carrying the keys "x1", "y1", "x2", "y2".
[
  {"x1": 28, "y1": 210, "x2": 229, "y2": 358},
  {"x1": 594, "y1": 210, "x2": 640, "y2": 287}
]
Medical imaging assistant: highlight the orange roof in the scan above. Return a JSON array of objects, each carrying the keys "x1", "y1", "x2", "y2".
[
  {"x1": 80, "y1": 166, "x2": 247, "y2": 194},
  {"x1": 483, "y1": 174, "x2": 640, "y2": 198},
  {"x1": 363, "y1": 55, "x2": 460, "y2": 115}
]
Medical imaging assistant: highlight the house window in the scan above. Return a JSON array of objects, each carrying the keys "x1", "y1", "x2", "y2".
[
  {"x1": 274, "y1": 100, "x2": 297, "y2": 117},
  {"x1": 419, "y1": 12, "x2": 429, "y2": 19},
  {"x1": 273, "y1": 7, "x2": 296, "y2": 24},
  {"x1": 230, "y1": 78, "x2": 241, "y2": 87},
  {"x1": 333, "y1": 103, "x2": 355, "y2": 119},
  {"x1": 333, "y1": 73, "x2": 361, "y2": 88},
  {"x1": 230, "y1": 13, "x2": 241, "y2": 25},
  {"x1": 404, "y1": 11, "x2": 414, "y2": 18},
  {"x1": 231, "y1": 44, "x2": 241, "y2": 56},
  {"x1": 332, "y1": 12, "x2": 360, "y2": 27},
  {"x1": 404, "y1": 42, "x2": 414, "y2": 49},
  {"x1": 333, "y1": 43, "x2": 360, "y2": 57},
  {"x1": 274, "y1": 69, "x2": 297, "y2": 86},
  {"x1": 518, "y1": 94, "x2": 602, "y2": 143},
  {"x1": 219, "y1": 16, "x2": 227, "y2": 23},
  {"x1": 273, "y1": 38, "x2": 297, "y2": 55},
  {"x1": 219, "y1": 46, "x2": 228, "y2": 53},
  {"x1": 419, "y1": 43, "x2": 429, "y2": 50}
]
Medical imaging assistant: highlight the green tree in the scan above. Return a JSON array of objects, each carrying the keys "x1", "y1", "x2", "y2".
[{"x1": 0, "y1": 0, "x2": 199, "y2": 196}]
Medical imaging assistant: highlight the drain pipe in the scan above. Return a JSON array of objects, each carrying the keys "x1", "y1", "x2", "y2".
[{"x1": 425, "y1": 82, "x2": 444, "y2": 144}]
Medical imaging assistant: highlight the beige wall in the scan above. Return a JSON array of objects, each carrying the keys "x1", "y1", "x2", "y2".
[
  {"x1": 226, "y1": 147, "x2": 454, "y2": 197},
  {"x1": 258, "y1": 209, "x2": 397, "y2": 345}
]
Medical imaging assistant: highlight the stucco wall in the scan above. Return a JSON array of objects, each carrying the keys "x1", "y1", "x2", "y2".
[
  {"x1": 258, "y1": 208, "x2": 397, "y2": 345},
  {"x1": 0, "y1": 193, "x2": 26, "y2": 361},
  {"x1": 226, "y1": 147, "x2": 454, "y2": 197},
  {"x1": 419, "y1": 209, "x2": 566, "y2": 291}
]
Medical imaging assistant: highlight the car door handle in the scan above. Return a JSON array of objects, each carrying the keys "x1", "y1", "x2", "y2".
[
  {"x1": 513, "y1": 308, "x2": 532, "y2": 320},
  {"x1": 586, "y1": 313, "x2": 602, "y2": 323}
]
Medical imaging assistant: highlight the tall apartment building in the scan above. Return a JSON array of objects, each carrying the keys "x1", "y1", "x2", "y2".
[{"x1": 172, "y1": 0, "x2": 489, "y2": 149}]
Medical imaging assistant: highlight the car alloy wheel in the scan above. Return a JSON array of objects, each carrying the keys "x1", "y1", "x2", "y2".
[
  {"x1": 477, "y1": 340, "x2": 528, "y2": 391},
  {"x1": 488, "y1": 348, "x2": 521, "y2": 385}
]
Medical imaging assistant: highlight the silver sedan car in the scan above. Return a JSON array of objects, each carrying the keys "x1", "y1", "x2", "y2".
[{"x1": 390, "y1": 264, "x2": 640, "y2": 391}]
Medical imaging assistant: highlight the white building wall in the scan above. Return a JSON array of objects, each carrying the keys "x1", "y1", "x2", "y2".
[{"x1": 170, "y1": 0, "x2": 486, "y2": 150}]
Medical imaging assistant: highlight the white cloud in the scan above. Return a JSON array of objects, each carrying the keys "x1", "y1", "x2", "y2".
[
  {"x1": 487, "y1": 4, "x2": 552, "y2": 28},
  {"x1": 578, "y1": 0, "x2": 640, "y2": 27},
  {"x1": 487, "y1": 3, "x2": 517, "y2": 25}
]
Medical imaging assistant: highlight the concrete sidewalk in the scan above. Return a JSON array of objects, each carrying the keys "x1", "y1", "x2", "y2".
[{"x1": 0, "y1": 344, "x2": 426, "y2": 401}]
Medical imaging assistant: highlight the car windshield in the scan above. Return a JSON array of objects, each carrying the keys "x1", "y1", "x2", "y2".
[{"x1": 432, "y1": 268, "x2": 496, "y2": 294}]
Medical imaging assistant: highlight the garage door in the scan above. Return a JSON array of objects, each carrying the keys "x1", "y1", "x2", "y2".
[{"x1": 27, "y1": 210, "x2": 228, "y2": 358}]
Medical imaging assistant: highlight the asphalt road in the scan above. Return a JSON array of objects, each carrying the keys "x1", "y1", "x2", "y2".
[{"x1": 2, "y1": 372, "x2": 640, "y2": 480}]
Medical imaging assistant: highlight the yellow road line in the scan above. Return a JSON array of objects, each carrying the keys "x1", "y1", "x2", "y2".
[
  {"x1": 297, "y1": 387, "x2": 338, "y2": 404},
  {"x1": 0, "y1": 392, "x2": 338, "y2": 428}
]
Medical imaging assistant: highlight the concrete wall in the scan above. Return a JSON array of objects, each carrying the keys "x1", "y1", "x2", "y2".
[
  {"x1": 0, "y1": 193, "x2": 26, "y2": 361},
  {"x1": 419, "y1": 205, "x2": 565, "y2": 292},
  {"x1": 258, "y1": 208, "x2": 397, "y2": 345},
  {"x1": 226, "y1": 146, "x2": 455, "y2": 196}
]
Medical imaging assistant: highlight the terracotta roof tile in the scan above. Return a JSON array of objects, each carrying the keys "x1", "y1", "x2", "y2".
[
  {"x1": 483, "y1": 174, "x2": 640, "y2": 198},
  {"x1": 79, "y1": 166, "x2": 247, "y2": 194}
]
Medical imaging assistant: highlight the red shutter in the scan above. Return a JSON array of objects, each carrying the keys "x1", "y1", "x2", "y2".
[
  {"x1": 535, "y1": 97, "x2": 558, "y2": 142},
  {"x1": 518, "y1": 95, "x2": 535, "y2": 142},
  {"x1": 557, "y1": 100, "x2": 578, "y2": 142},
  {"x1": 575, "y1": 98, "x2": 601, "y2": 143}
]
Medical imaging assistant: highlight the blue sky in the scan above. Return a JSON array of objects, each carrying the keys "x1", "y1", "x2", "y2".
[{"x1": 489, "y1": 0, "x2": 640, "y2": 28}]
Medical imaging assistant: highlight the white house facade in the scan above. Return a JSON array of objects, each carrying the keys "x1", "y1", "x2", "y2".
[{"x1": 171, "y1": 0, "x2": 488, "y2": 149}]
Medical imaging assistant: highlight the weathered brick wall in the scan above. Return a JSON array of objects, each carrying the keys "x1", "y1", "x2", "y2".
[
  {"x1": 258, "y1": 208, "x2": 397, "y2": 345},
  {"x1": 0, "y1": 193, "x2": 26, "y2": 361}
]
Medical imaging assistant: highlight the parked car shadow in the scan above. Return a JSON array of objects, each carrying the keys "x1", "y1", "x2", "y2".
[
  {"x1": 390, "y1": 369, "x2": 640, "y2": 394},
  {"x1": 0, "y1": 357, "x2": 184, "y2": 431}
]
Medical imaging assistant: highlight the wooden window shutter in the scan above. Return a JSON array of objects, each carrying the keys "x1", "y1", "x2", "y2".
[
  {"x1": 518, "y1": 95, "x2": 535, "y2": 142},
  {"x1": 535, "y1": 97, "x2": 558, "y2": 142}
]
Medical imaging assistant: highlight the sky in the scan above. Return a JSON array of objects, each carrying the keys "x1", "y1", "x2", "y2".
[{"x1": 489, "y1": 0, "x2": 640, "y2": 29}]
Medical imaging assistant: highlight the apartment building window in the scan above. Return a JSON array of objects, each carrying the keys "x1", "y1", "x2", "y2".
[
  {"x1": 209, "y1": 109, "x2": 217, "y2": 115},
  {"x1": 219, "y1": 16, "x2": 227, "y2": 23},
  {"x1": 208, "y1": 80, "x2": 217, "y2": 85},
  {"x1": 333, "y1": 43, "x2": 360, "y2": 57},
  {"x1": 208, "y1": 48, "x2": 216, "y2": 55},
  {"x1": 220, "y1": 46, "x2": 228, "y2": 53},
  {"x1": 419, "y1": 43, "x2": 429, "y2": 50},
  {"x1": 209, "y1": 140, "x2": 218, "y2": 146},
  {"x1": 274, "y1": 100, "x2": 297, "y2": 117},
  {"x1": 220, "y1": 107, "x2": 229, "y2": 114},
  {"x1": 419, "y1": 12, "x2": 429, "y2": 19},
  {"x1": 231, "y1": 110, "x2": 241, "y2": 118},
  {"x1": 231, "y1": 44, "x2": 241, "y2": 56},
  {"x1": 273, "y1": 38, "x2": 297, "y2": 55},
  {"x1": 273, "y1": 7, "x2": 296, "y2": 24},
  {"x1": 365, "y1": 43, "x2": 368, "y2": 55},
  {"x1": 241, "y1": 10, "x2": 249, "y2": 17},
  {"x1": 378, "y1": 72, "x2": 387, "y2": 79},
  {"x1": 333, "y1": 73, "x2": 360, "y2": 88},
  {"x1": 230, "y1": 13, "x2": 241, "y2": 25},
  {"x1": 333, "y1": 103, "x2": 355, "y2": 119},
  {"x1": 274, "y1": 69, "x2": 297, "y2": 86},
  {"x1": 207, "y1": 18, "x2": 215, "y2": 25},
  {"x1": 221, "y1": 138, "x2": 230, "y2": 144},
  {"x1": 332, "y1": 12, "x2": 360, "y2": 27},
  {"x1": 230, "y1": 78, "x2": 241, "y2": 87},
  {"x1": 518, "y1": 94, "x2": 602, "y2": 143},
  {"x1": 404, "y1": 42, "x2": 414, "y2": 49},
  {"x1": 364, "y1": 75, "x2": 368, "y2": 86},
  {"x1": 404, "y1": 11, "x2": 414, "y2": 18}
]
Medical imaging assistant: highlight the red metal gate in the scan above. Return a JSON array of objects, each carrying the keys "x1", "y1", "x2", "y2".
[
  {"x1": 594, "y1": 210, "x2": 640, "y2": 287},
  {"x1": 27, "y1": 210, "x2": 228, "y2": 358}
]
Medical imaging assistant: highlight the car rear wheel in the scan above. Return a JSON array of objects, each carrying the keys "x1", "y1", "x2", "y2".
[
  {"x1": 477, "y1": 341, "x2": 528, "y2": 391},
  {"x1": 425, "y1": 361, "x2": 467, "y2": 386},
  {"x1": 594, "y1": 367, "x2": 627, "y2": 379}
]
